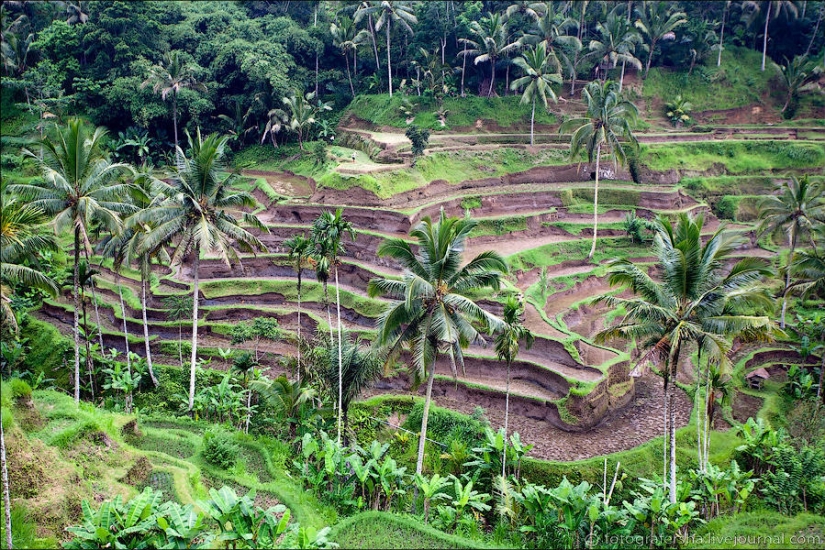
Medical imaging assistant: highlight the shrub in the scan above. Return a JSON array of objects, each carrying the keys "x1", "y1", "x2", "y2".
[
  {"x1": 202, "y1": 428, "x2": 239, "y2": 469},
  {"x1": 403, "y1": 401, "x2": 485, "y2": 447},
  {"x1": 10, "y1": 378, "x2": 32, "y2": 400}
]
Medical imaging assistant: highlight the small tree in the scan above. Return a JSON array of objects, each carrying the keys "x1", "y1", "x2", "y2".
[
  {"x1": 230, "y1": 317, "x2": 280, "y2": 362},
  {"x1": 405, "y1": 125, "x2": 430, "y2": 167}
]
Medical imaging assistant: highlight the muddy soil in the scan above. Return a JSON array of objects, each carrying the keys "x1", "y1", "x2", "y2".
[{"x1": 732, "y1": 392, "x2": 763, "y2": 425}]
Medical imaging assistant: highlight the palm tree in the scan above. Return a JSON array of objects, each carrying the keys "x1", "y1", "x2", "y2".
[
  {"x1": 312, "y1": 209, "x2": 357, "y2": 445},
  {"x1": 560, "y1": 80, "x2": 639, "y2": 260},
  {"x1": 757, "y1": 176, "x2": 825, "y2": 328},
  {"x1": 12, "y1": 119, "x2": 135, "y2": 405},
  {"x1": 141, "y1": 51, "x2": 207, "y2": 152},
  {"x1": 367, "y1": 210, "x2": 507, "y2": 479},
  {"x1": 773, "y1": 55, "x2": 822, "y2": 114},
  {"x1": 461, "y1": 13, "x2": 521, "y2": 97},
  {"x1": 360, "y1": 0, "x2": 417, "y2": 98},
  {"x1": 521, "y1": 1, "x2": 581, "y2": 74},
  {"x1": 494, "y1": 296, "x2": 534, "y2": 477},
  {"x1": 354, "y1": 1, "x2": 382, "y2": 78},
  {"x1": 324, "y1": 332, "x2": 382, "y2": 443},
  {"x1": 135, "y1": 130, "x2": 267, "y2": 415},
  {"x1": 252, "y1": 374, "x2": 316, "y2": 440},
  {"x1": 331, "y1": 16, "x2": 369, "y2": 96},
  {"x1": 593, "y1": 213, "x2": 776, "y2": 503},
  {"x1": 0, "y1": 181, "x2": 58, "y2": 334},
  {"x1": 163, "y1": 294, "x2": 193, "y2": 368},
  {"x1": 746, "y1": 0, "x2": 799, "y2": 71},
  {"x1": 589, "y1": 7, "x2": 644, "y2": 90},
  {"x1": 789, "y1": 228, "x2": 825, "y2": 401},
  {"x1": 284, "y1": 233, "x2": 314, "y2": 375},
  {"x1": 270, "y1": 90, "x2": 331, "y2": 151},
  {"x1": 717, "y1": 1, "x2": 731, "y2": 66},
  {"x1": 510, "y1": 42, "x2": 562, "y2": 146},
  {"x1": 634, "y1": 1, "x2": 687, "y2": 79}
]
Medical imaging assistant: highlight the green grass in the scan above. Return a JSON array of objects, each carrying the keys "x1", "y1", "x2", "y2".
[
  {"x1": 331, "y1": 511, "x2": 497, "y2": 549},
  {"x1": 642, "y1": 47, "x2": 772, "y2": 112},
  {"x1": 345, "y1": 94, "x2": 557, "y2": 130},
  {"x1": 642, "y1": 140, "x2": 825, "y2": 173},
  {"x1": 508, "y1": 237, "x2": 648, "y2": 271},
  {"x1": 686, "y1": 511, "x2": 825, "y2": 549}
]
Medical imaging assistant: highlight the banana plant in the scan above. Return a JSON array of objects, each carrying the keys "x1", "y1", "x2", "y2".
[
  {"x1": 103, "y1": 362, "x2": 142, "y2": 413},
  {"x1": 156, "y1": 501, "x2": 212, "y2": 549},
  {"x1": 375, "y1": 456, "x2": 408, "y2": 511},
  {"x1": 199, "y1": 486, "x2": 291, "y2": 549},
  {"x1": 508, "y1": 432, "x2": 533, "y2": 481},
  {"x1": 415, "y1": 473, "x2": 451, "y2": 523},
  {"x1": 450, "y1": 477, "x2": 491, "y2": 531},
  {"x1": 348, "y1": 454, "x2": 377, "y2": 508},
  {"x1": 65, "y1": 488, "x2": 164, "y2": 548}
]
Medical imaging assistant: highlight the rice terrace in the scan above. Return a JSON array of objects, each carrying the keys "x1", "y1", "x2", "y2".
[{"x1": 1, "y1": 1, "x2": 824, "y2": 548}]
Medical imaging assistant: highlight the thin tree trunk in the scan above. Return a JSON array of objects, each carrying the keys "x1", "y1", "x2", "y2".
[
  {"x1": 188, "y1": 253, "x2": 200, "y2": 415},
  {"x1": 416, "y1": 353, "x2": 438, "y2": 477},
  {"x1": 663, "y1": 374, "x2": 668, "y2": 493},
  {"x1": 245, "y1": 387, "x2": 252, "y2": 434},
  {"x1": 73, "y1": 227, "x2": 81, "y2": 405},
  {"x1": 335, "y1": 266, "x2": 344, "y2": 445},
  {"x1": 644, "y1": 39, "x2": 655, "y2": 79},
  {"x1": 141, "y1": 264, "x2": 158, "y2": 386},
  {"x1": 703, "y1": 366, "x2": 712, "y2": 468},
  {"x1": 297, "y1": 273, "x2": 302, "y2": 383},
  {"x1": 369, "y1": 14, "x2": 381, "y2": 73},
  {"x1": 172, "y1": 94, "x2": 179, "y2": 151},
  {"x1": 818, "y1": 350, "x2": 824, "y2": 402},
  {"x1": 83, "y1": 298, "x2": 94, "y2": 401},
  {"x1": 115, "y1": 272, "x2": 131, "y2": 373},
  {"x1": 460, "y1": 42, "x2": 467, "y2": 97},
  {"x1": 761, "y1": 3, "x2": 772, "y2": 71},
  {"x1": 387, "y1": 22, "x2": 393, "y2": 97},
  {"x1": 178, "y1": 322, "x2": 183, "y2": 368},
  {"x1": 805, "y1": 5, "x2": 822, "y2": 56},
  {"x1": 669, "y1": 385, "x2": 677, "y2": 503},
  {"x1": 619, "y1": 59, "x2": 626, "y2": 92},
  {"x1": 695, "y1": 359, "x2": 704, "y2": 472},
  {"x1": 588, "y1": 143, "x2": 601, "y2": 259},
  {"x1": 718, "y1": 4, "x2": 727, "y2": 66},
  {"x1": 345, "y1": 50, "x2": 355, "y2": 96},
  {"x1": 1, "y1": 420, "x2": 12, "y2": 550},
  {"x1": 530, "y1": 97, "x2": 536, "y2": 146},
  {"x1": 503, "y1": 359, "x2": 511, "y2": 478},
  {"x1": 781, "y1": 228, "x2": 796, "y2": 329},
  {"x1": 505, "y1": 63, "x2": 510, "y2": 96},
  {"x1": 82, "y1": 248, "x2": 105, "y2": 352}
]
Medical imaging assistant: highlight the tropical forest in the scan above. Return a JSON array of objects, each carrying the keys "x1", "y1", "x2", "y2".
[{"x1": 1, "y1": 1, "x2": 824, "y2": 548}]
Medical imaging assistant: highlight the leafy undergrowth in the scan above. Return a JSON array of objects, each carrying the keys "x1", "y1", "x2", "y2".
[
  {"x1": 330, "y1": 511, "x2": 498, "y2": 549},
  {"x1": 641, "y1": 140, "x2": 825, "y2": 174},
  {"x1": 686, "y1": 511, "x2": 825, "y2": 549}
]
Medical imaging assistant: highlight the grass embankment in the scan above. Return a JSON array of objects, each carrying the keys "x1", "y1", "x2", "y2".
[
  {"x1": 642, "y1": 140, "x2": 825, "y2": 174},
  {"x1": 642, "y1": 47, "x2": 772, "y2": 113},
  {"x1": 331, "y1": 511, "x2": 496, "y2": 549},
  {"x1": 344, "y1": 94, "x2": 557, "y2": 130}
]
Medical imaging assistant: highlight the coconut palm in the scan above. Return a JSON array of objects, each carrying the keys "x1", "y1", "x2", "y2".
[
  {"x1": 135, "y1": 130, "x2": 267, "y2": 414},
  {"x1": 757, "y1": 176, "x2": 825, "y2": 328},
  {"x1": 331, "y1": 16, "x2": 369, "y2": 96},
  {"x1": 368, "y1": 210, "x2": 507, "y2": 478},
  {"x1": 12, "y1": 119, "x2": 135, "y2": 405},
  {"x1": 510, "y1": 42, "x2": 562, "y2": 146},
  {"x1": 717, "y1": 1, "x2": 732, "y2": 66},
  {"x1": 745, "y1": 0, "x2": 799, "y2": 71},
  {"x1": 163, "y1": 294, "x2": 192, "y2": 368},
  {"x1": 589, "y1": 7, "x2": 644, "y2": 90},
  {"x1": 252, "y1": 375, "x2": 316, "y2": 440},
  {"x1": 271, "y1": 90, "x2": 332, "y2": 151},
  {"x1": 560, "y1": 80, "x2": 639, "y2": 260},
  {"x1": 593, "y1": 213, "x2": 776, "y2": 503},
  {"x1": 461, "y1": 13, "x2": 521, "y2": 98},
  {"x1": 494, "y1": 296, "x2": 534, "y2": 477},
  {"x1": 284, "y1": 233, "x2": 314, "y2": 375},
  {"x1": 789, "y1": 229, "x2": 825, "y2": 401},
  {"x1": 0, "y1": 181, "x2": 58, "y2": 334},
  {"x1": 773, "y1": 55, "x2": 822, "y2": 114},
  {"x1": 521, "y1": 1, "x2": 581, "y2": 74},
  {"x1": 357, "y1": 1, "x2": 417, "y2": 97},
  {"x1": 634, "y1": 1, "x2": 687, "y2": 79},
  {"x1": 141, "y1": 51, "x2": 207, "y2": 152},
  {"x1": 312, "y1": 209, "x2": 357, "y2": 445}
]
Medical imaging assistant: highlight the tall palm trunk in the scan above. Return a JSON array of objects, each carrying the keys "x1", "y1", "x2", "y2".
[
  {"x1": 368, "y1": 14, "x2": 381, "y2": 73},
  {"x1": 502, "y1": 359, "x2": 512, "y2": 478},
  {"x1": 619, "y1": 59, "x2": 626, "y2": 92},
  {"x1": 718, "y1": 4, "x2": 727, "y2": 66},
  {"x1": 805, "y1": 5, "x2": 822, "y2": 56},
  {"x1": 488, "y1": 59, "x2": 497, "y2": 97},
  {"x1": 644, "y1": 39, "x2": 656, "y2": 79},
  {"x1": 172, "y1": 93, "x2": 179, "y2": 151},
  {"x1": 416, "y1": 352, "x2": 438, "y2": 477},
  {"x1": 460, "y1": 42, "x2": 468, "y2": 97},
  {"x1": 781, "y1": 228, "x2": 797, "y2": 329},
  {"x1": 141, "y1": 262, "x2": 158, "y2": 386},
  {"x1": 335, "y1": 265, "x2": 344, "y2": 445},
  {"x1": 178, "y1": 321, "x2": 183, "y2": 368},
  {"x1": 666, "y1": 341, "x2": 682, "y2": 504},
  {"x1": 1, "y1": 420, "x2": 12, "y2": 550},
  {"x1": 115, "y1": 271, "x2": 131, "y2": 373},
  {"x1": 73, "y1": 227, "x2": 81, "y2": 405},
  {"x1": 761, "y1": 3, "x2": 772, "y2": 72},
  {"x1": 188, "y1": 253, "x2": 200, "y2": 414},
  {"x1": 82, "y1": 250, "x2": 105, "y2": 351},
  {"x1": 818, "y1": 351, "x2": 824, "y2": 403},
  {"x1": 245, "y1": 386, "x2": 252, "y2": 434},
  {"x1": 530, "y1": 97, "x2": 536, "y2": 146},
  {"x1": 588, "y1": 143, "x2": 601, "y2": 259},
  {"x1": 386, "y1": 21, "x2": 393, "y2": 97},
  {"x1": 345, "y1": 50, "x2": 355, "y2": 96},
  {"x1": 297, "y1": 271, "x2": 303, "y2": 382}
]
